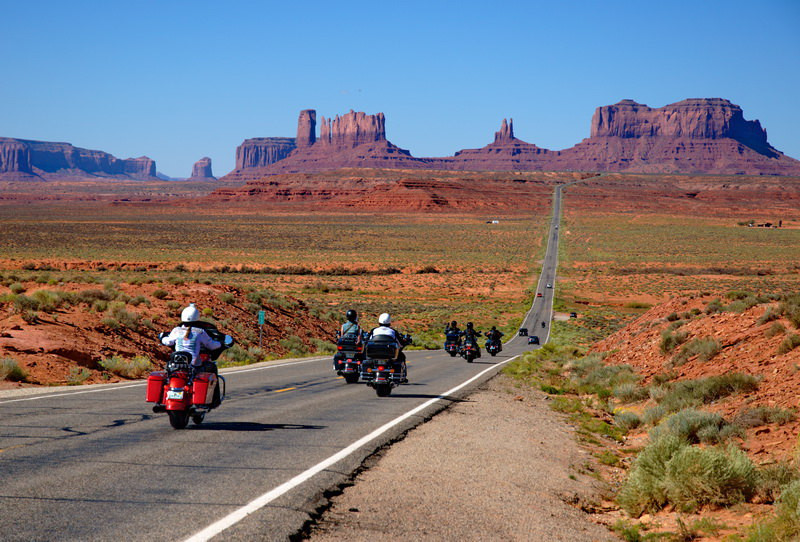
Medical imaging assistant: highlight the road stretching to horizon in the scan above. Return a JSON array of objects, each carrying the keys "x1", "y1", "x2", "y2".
[{"x1": 0, "y1": 186, "x2": 565, "y2": 541}]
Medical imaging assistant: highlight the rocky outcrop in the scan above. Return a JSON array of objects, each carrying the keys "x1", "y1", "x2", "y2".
[
  {"x1": 222, "y1": 99, "x2": 800, "y2": 179},
  {"x1": 0, "y1": 138, "x2": 32, "y2": 174},
  {"x1": 234, "y1": 137, "x2": 296, "y2": 170},
  {"x1": 590, "y1": 98, "x2": 774, "y2": 156},
  {"x1": 296, "y1": 110, "x2": 316, "y2": 148},
  {"x1": 0, "y1": 138, "x2": 157, "y2": 180},
  {"x1": 189, "y1": 157, "x2": 215, "y2": 180},
  {"x1": 318, "y1": 110, "x2": 387, "y2": 148}
]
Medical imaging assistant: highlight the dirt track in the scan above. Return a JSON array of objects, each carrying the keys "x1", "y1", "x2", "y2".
[{"x1": 306, "y1": 375, "x2": 616, "y2": 541}]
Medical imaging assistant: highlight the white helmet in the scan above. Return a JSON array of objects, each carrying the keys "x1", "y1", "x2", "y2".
[
  {"x1": 181, "y1": 303, "x2": 199, "y2": 323},
  {"x1": 378, "y1": 312, "x2": 391, "y2": 325}
]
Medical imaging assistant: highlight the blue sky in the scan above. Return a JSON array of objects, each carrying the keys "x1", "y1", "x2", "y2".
[{"x1": 1, "y1": 0, "x2": 798, "y2": 177}]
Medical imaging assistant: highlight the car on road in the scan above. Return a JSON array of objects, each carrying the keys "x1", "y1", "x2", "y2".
[
  {"x1": 518, "y1": 328, "x2": 528, "y2": 336},
  {"x1": 528, "y1": 335, "x2": 540, "y2": 345},
  {"x1": 536, "y1": 292, "x2": 543, "y2": 298},
  {"x1": 546, "y1": 283, "x2": 552, "y2": 289}
]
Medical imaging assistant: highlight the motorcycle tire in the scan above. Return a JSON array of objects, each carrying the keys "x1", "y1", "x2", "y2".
[
  {"x1": 168, "y1": 410, "x2": 190, "y2": 430},
  {"x1": 375, "y1": 383, "x2": 392, "y2": 397},
  {"x1": 449, "y1": 351, "x2": 457, "y2": 357},
  {"x1": 466, "y1": 355, "x2": 474, "y2": 363},
  {"x1": 192, "y1": 413, "x2": 205, "y2": 425},
  {"x1": 343, "y1": 373, "x2": 359, "y2": 384}
]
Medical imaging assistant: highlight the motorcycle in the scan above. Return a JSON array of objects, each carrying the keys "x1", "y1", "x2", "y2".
[
  {"x1": 360, "y1": 333, "x2": 412, "y2": 397},
  {"x1": 333, "y1": 330, "x2": 367, "y2": 384},
  {"x1": 146, "y1": 324, "x2": 234, "y2": 429},
  {"x1": 444, "y1": 331, "x2": 461, "y2": 357},
  {"x1": 485, "y1": 338, "x2": 502, "y2": 356},
  {"x1": 460, "y1": 336, "x2": 481, "y2": 363}
]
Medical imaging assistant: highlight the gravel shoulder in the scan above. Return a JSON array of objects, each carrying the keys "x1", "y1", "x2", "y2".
[{"x1": 305, "y1": 375, "x2": 617, "y2": 541}]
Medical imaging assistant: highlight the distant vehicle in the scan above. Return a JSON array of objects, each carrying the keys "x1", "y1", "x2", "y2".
[
  {"x1": 555, "y1": 225, "x2": 559, "y2": 229},
  {"x1": 546, "y1": 283, "x2": 553, "y2": 289},
  {"x1": 570, "y1": 312, "x2": 577, "y2": 318},
  {"x1": 518, "y1": 328, "x2": 528, "y2": 336},
  {"x1": 528, "y1": 335, "x2": 540, "y2": 345},
  {"x1": 536, "y1": 292, "x2": 543, "y2": 298}
]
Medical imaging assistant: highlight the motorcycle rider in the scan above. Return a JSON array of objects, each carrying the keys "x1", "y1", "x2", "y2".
[
  {"x1": 462, "y1": 321, "x2": 482, "y2": 358},
  {"x1": 161, "y1": 303, "x2": 221, "y2": 374},
  {"x1": 485, "y1": 325, "x2": 504, "y2": 344},
  {"x1": 368, "y1": 313, "x2": 410, "y2": 381},
  {"x1": 339, "y1": 309, "x2": 362, "y2": 344},
  {"x1": 445, "y1": 320, "x2": 461, "y2": 343}
]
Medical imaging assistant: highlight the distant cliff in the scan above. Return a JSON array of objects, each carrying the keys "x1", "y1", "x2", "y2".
[
  {"x1": 0, "y1": 138, "x2": 157, "y2": 180},
  {"x1": 222, "y1": 99, "x2": 800, "y2": 178}
]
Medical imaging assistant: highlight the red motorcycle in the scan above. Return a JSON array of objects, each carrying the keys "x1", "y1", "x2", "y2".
[{"x1": 146, "y1": 326, "x2": 234, "y2": 429}]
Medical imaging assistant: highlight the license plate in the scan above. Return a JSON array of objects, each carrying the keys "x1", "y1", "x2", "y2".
[{"x1": 166, "y1": 390, "x2": 184, "y2": 400}]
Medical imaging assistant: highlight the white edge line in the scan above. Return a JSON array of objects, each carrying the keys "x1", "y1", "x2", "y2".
[
  {"x1": 184, "y1": 354, "x2": 521, "y2": 542},
  {"x1": 0, "y1": 358, "x2": 327, "y2": 405}
]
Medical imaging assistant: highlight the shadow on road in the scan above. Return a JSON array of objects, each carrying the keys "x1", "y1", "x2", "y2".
[
  {"x1": 192, "y1": 422, "x2": 325, "y2": 432},
  {"x1": 388, "y1": 394, "x2": 469, "y2": 402}
]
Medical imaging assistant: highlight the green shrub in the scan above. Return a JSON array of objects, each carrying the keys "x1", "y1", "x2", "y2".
[
  {"x1": 107, "y1": 302, "x2": 141, "y2": 330},
  {"x1": 0, "y1": 357, "x2": 27, "y2": 381},
  {"x1": 672, "y1": 337, "x2": 721, "y2": 366},
  {"x1": 660, "y1": 329, "x2": 689, "y2": 354},
  {"x1": 666, "y1": 312, "x2": 680, "y2": 322},
  {"x1": 650, "y1": 409, "x2": 727, "y2": 444},
  {"x1": 77, "y1": 288, "x2": 116, "y2": 304},
  {"x1": 746, "y1": 480, "x2": 800, "y2": 540},
  {"x1": 778, "y1": 334, "x2": 800, "y2": 355},
  {"x1": 615, "y1": 410, "x2": 642, "y2": 432},
  {"x1": 734, "y1": 406, "x2": 796, "y2": 428},
  {"x1": 705, "y1": 299, "x2": 725, "y2": 314},
  {"x1": 664, "y1": 445, "x2": 756, "y2": 512},
  {"x1": 12, "y1": 294, "x2": 40, "y2": 313},
  {"x1": 311, "y1": 338, "x2": 336, "y2": 354},
  {"x1": 726, "y1": 290, "x2": 753, "y2": 301},
  {"x1": 152, "y1": 288, "x2": 168, "y2": 300},
  {"x1": 758, "y1": 307, "x2": 780, "y2": 325},
  {"x1": 755, "y1": 462, "x2": 800, "y2": 504},
  {"x1": 166, "y1": 300, "x2": 181, "y2": 311},
  {"x1": 613, "y1": 382, "x2": 650, "y2": 403},
  {"x1": 99, "y1": 355, "x2": 152, "y2": 378},
  {"x1": 778, "y1": 295, "x2": 800, "y2": 329},
  {"x1": 218, "y1": 345, "x2": 266, "y2": 367},
  {"x1": 68, "y1": 366, "x2": 91, "y2": 385},
  {"x1": 279, "y1": 335, "x2": 308, "y2": 357},
  {"x1": 617, "y1": 434, "x2": 688, "y2": 516},
  {"x1": 642, "y1": 405, "x2": 666, "y2": 426},
  {"x1": 218, "y1": 292, "x2": 235, "y2": 304},
  {"x1": 9, "y1": 282, "x2": 25, "y2": 294},
  {"x1": 129, "y1": 295, "x2": 149, "y2": 307},
  {"x1": 657, "y1": 374, "x2": 759, "y2": 413},
  {"x1": 766, "y1": 322, "x2": 786, "y2": 339}
]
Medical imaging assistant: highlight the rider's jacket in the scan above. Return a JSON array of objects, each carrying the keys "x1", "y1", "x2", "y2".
[
  {"x1": 486, "y1": 330, "x2": 504, "y2": 341},
  {"x1": 370, "y1": 325, "x2": 399, "y2": 341},
  {"x1": 161, "y1": 325, "x2": 221, "y2": 366},
  {"x1": 340, "y1": 321, "x2": 362, "y2": 343}
]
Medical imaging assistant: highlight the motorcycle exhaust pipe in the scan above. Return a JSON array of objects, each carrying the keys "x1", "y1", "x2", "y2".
[{"x1": 152, "y1": 405, "x2": 166, "y2": 413}]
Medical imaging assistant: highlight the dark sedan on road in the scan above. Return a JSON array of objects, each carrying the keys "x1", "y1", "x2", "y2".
[{"x1": 528, "y1": 335, "x2": 540, "y2": 345}]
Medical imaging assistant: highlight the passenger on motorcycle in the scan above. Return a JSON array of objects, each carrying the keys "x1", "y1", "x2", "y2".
[
  {"x1": 445, "y1": 320, "x2": 461, "y2": 342},
  {"x1": 485, "y1": 326, "x2": 504, "y2": 343},
  {"x1": 368, "y1": 313, "x2": 410, "y2": 379},
  {"x1": 160, "y1": 303, "x2": 221, "y2": 374},
  {"x1": 339, "y1": 309, "x2": 362, "y2": 344},
  {"x1": 462, "y1": 321, "x2": 482, "y2": 358}
]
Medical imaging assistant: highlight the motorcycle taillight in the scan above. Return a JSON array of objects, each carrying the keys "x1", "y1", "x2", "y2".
[
  {"x1": 378, "y1": 365, "x2": 385, "y2": 371},
  {"x1": 337, "y1": 345, "x2": 343, "y2": 350}
]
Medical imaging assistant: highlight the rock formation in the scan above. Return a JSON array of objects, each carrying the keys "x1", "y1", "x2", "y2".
[
  {"x1": 0, "y1": 138, "x2": 157, "y2": 180},
  {"x1": 234, "y1": 138, "x2": 296, "y2": 170},
  {"x1": 189, "y1": 157, "x2": 216, "y2": 180},
  {"x1": 296, "y1": 110, "x2": 316, "y2": 148},
  {"x1": 222, "y1": 99, "x2": 800, "y2": 180}
]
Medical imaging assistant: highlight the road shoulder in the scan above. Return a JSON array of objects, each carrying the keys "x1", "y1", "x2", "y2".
[{"x1": 304, "y1": 374, "x2": 616, "y2": 541}]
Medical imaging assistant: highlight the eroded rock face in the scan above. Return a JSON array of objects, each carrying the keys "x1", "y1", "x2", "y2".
[
  {"x1": 296, "y1": 109, "x2": 316, "y2": 148},
  {"x1": 591, "y1": 98, "x2": 772, "y2": 154},
  {"x1": 0, "y1": 138, "x2": 157, "y2": 180},
  {"x1": 235, "y1": 137, "x2": 297, "y2": 169},
  {"x1": 318, "y1": 110, "x2": 386, "y2": 148},
  {"x1": 190, "y1": 157, "x2": 215, "y2": 180},
  {"x1": 0, "y1": 138, "x2": 32, "y2": 173}
]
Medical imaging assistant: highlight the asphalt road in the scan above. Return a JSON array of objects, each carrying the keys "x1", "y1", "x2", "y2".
[{"x1": 0, "y1": 187, "x2": 564, "y2": 541}]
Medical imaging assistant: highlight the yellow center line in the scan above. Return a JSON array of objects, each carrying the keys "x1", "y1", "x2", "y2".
[
  {"x1": 336, "y1": 376, "x2": 344, "y2": 379},
  {"x1": 273, "y1": 387, "x2": 296, "y2": 393}
]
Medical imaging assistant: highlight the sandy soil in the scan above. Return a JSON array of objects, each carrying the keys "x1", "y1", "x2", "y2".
[{"x1": 306, "y1": 375, "x2": 616, "y2": 541}]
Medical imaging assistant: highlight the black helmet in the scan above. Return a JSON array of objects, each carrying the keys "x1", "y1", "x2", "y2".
[
  {"x1": 491, "y1": 326, "x2": 496, "y2": 331},
  {"x1": 466, "y1": 322, "x2": 473, "y2": 328},
  {"x1": 450, "y1": 320, "x2": 457, "y2": 328},
  {"x1": 346, "y1": 309, "x2": 357, "y2": 322}
]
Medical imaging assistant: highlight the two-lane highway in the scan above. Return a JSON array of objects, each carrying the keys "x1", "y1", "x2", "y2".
[{"x1": 0, "y1": 186, "x2": 566, "y2": 541}]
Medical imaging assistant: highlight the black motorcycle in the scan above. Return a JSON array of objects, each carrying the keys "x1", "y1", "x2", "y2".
[
  {"x1": 333, "y1": 331, "x2": 367, "y2": 384},
  {"x1": 444, "y1": 331, "x2": 461, "y2": 357},
  {"x1": 485, "y1": 338, "x2": 502, "y2": 356},
  {"x1": 459, "y1": 335, "x2": 481, "y2": 363},
  {"x1": 360, "y1": 333, "x2": 412, "y2": 397}
]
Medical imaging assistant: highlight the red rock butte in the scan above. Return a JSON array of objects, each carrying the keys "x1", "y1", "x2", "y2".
[{"x1": 222, "y1": 99, "x2": 800, "y2": 180}]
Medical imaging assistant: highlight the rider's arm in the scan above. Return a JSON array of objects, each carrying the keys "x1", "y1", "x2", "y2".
[
  {"x1": 198, "y1": 331, "x2": 222, "y2": 351},
  {"x1": 161, "y1": 328, "x2": 180, "y2": 347}
]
